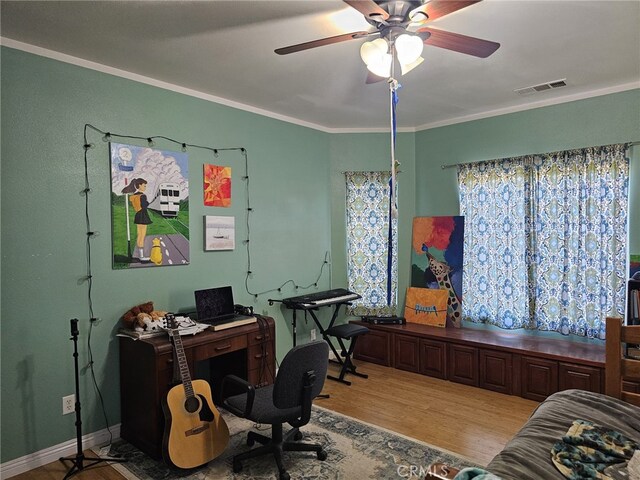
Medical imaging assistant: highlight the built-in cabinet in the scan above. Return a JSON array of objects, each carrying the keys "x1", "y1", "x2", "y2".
[{"x1": 352, "y1": 321, "x2": 617, "y2": 401}]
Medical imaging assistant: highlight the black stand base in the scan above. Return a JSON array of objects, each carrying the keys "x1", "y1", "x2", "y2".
[
  {"x1": 59, "y1": 451, "x2": 127, "y2": 479},
  {"x1": 61, "y1": 318, "x2": 128, "y2": 479}
]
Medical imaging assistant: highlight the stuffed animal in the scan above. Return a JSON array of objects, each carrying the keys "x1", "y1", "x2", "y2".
[
  {"x1": 121, "y1": 301, "x2": 154, "y2": 330},
  {"x1": 134, "y1": 312, "x2": 163, "y2": 332}
]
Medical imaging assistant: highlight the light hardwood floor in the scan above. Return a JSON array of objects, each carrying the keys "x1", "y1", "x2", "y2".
[{"x1": 11, "y1": 361, "x2": 538, "y2": 479}]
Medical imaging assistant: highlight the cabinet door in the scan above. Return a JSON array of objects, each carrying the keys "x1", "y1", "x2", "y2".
[
  {"x1": 448, "y1": 344, "x2": 479, "y2": 386},
  {"x1": 521, "y1": 356, "x2": 558, "y2": 401},
  {"x1": 479, "y1": 349, "x2": 512, "y2": 394},
  {"x1": 394, "y1": 334, "x2": 420, "y2": 373},
  {"x1": 559, "y1": 362, "x2": 602, "y2": 393},
  {"x1": 419, "y1": 339, "x2": 447, "y2": 379},
  {"x1": 353, "y1": 328, "x2": 391, "y2": 366}
]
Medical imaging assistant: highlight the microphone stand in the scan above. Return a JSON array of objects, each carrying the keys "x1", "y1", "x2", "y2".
[{"x1": 59, "y1": 318, "x2": 127, "y2": 478}]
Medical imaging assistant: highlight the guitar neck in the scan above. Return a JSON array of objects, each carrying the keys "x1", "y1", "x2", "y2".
[{"x1": 170, "y1": 330, "x2": 195, "y2": 398}]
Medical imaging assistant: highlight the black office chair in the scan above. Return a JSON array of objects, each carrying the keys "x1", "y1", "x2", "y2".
[{"x1": 221, "y1": 340, "x2": 329, "y2": 480}]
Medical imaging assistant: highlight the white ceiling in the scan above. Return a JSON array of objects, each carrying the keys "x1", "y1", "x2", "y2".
[{"x1": 1, "y1": 0, "x2": 639, "y2": 131}]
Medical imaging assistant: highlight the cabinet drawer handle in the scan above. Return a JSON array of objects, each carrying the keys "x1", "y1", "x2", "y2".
[
  {"x1": 254, "y1": 353, "x2": 269, "y2": 359},
  {"x1": 215, "y1": 344, "x2": 232, "y2": 351}
]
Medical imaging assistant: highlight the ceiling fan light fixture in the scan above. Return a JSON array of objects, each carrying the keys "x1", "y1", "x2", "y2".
[
  {"x1": 395, "y1": 33, "x2": 424, "y2": 64},
  {"x1": 360, "y1": 38, "x2": 392, "y2": 77},
  {"x1": 360, "y1": 37, "x2": 388, "y2": 64},
  {"x1": 400, "y1": 56, "x2": 424, "y2": 75},
  {"x1": 366, "y1": 52, "x2": 392, "y2": 78}
]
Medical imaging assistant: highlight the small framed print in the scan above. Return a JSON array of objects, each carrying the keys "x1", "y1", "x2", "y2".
[{"x1": 205, "y1": 215, "x2": 235, "y2": 251}]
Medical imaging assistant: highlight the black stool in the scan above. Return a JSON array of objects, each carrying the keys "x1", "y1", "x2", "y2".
[{"x1": 323, "y1": 323, "x2": 369, "y2": 385}]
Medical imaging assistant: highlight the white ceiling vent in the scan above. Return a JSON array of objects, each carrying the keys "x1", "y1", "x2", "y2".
[{"x1": 514, "y1": 79, "x2": 567, "y2": 96}]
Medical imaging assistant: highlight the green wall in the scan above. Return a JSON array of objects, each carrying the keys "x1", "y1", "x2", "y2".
[
  {"x1": 2, "y1": 45, "x2": 638, "y2": 465},
  {"x1": 0, "y1": 47, "x2": 340, "y2": 463}
]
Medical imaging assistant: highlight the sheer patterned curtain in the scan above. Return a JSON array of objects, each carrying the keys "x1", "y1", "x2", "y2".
[
  {"x1": 458, "y1": 144, "x2": 629, "y2": 338},
  {"x1": 530, "y1": 145, "x2": 629, "y2": 338},
  {"x1": 345, "y1": 171, "x2": 398, "y2": 316},
  {"x1": 458, "y1": 157, "x2": 534, "y2": 329}
]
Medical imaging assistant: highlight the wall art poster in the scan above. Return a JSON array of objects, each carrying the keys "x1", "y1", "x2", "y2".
[
  {"x1": 110, "y1": 142, "x2": 190, "y2": 269},
  {"x1": 404, "y1": 287, "x2": 449, "y2": 327},
  {"x1": 204, "y1": 164, "x2": 231, "y2": 207},
  {"x1": 411, "y1": 216, "x2": 464, "y2": 326},
  {"x1": 205, "y1": 215, "x2": 235, "y2": 251}
]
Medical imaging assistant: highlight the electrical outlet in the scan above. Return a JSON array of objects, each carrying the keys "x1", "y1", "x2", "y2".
[
  {"x1": 310, "y1": 328, "x2": 317, "y2": 341},
  {"x1": 62, "y1": 394, "x2": 75, "y2": 415}
]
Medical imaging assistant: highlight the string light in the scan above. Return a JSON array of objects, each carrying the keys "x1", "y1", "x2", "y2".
[{"x1": 82, "y1": 124, "x2": 329, "y2": 301}]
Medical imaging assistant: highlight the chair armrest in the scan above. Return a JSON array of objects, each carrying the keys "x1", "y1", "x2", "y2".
[
  {"x1": 425, "y1": 463, "x2": 459, "y2": 479},
  {"x1": 221, "y1": 374, "x2": 255, "y2": 418}
]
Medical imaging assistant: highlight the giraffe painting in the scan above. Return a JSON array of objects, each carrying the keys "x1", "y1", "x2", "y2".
[{"x1": 425, "y1": 250, "x2": 463, "y2": 328}]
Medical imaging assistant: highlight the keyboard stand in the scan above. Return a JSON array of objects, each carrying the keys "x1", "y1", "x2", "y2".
[{"x1": 287, "y1": 302, "x2": 369, "y2": 387}]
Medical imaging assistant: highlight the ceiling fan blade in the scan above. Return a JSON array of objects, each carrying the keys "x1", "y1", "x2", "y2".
[
  {"x1": 275, "y1": 31, "x2": 369, "y2": 55},
  {"x1": 343, "y1": 0, "x2": 390, "y2": 21},
  {"x1": 418, "y1": 27, "x2": 500, "y2": 58},
  {"x1": 412, "y1": 0, "x2": 481, "y2": 22}
]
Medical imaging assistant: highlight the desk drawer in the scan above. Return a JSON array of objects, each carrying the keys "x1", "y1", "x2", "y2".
[
  {"x1": 248, "y1": 342, "x2": 274, "y2": 366},
  {"x1": 195, "y1": 335, "x2": 247, "y2": 360},
  {"x1": 249, "y1": 328, "x2": 273, "y2": 346}
]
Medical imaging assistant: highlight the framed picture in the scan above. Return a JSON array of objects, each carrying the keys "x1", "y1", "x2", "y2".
[
  {"x1": 204, "y1": 164, "x2": 231, "y2": 207},
  {"x1": 205, "y1": 215, "x2": 235, "y2": 251},
  {"x1": 110, "y1": 142, "x2": 189, "y2": 269}
]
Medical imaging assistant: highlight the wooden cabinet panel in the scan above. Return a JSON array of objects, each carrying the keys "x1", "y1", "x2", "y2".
[
  {"x1": 521, "y1": 356, "x2": 558, "y2": 401},
  {"x1": 419, "y1": 339, "x2": 447, "y2": 379},
  {"x1": 394, "y1": 334, "x2": 420, "y2": 372},
  {"x1": 354, "y1": 329, "x2": 391, "y2": 366},
  {"x1": 448, "y1": 344, "x2": 479, "y2": 386},
  {"x1": 559, "y1": 362, "x2": 602, "y2": 393},
  {"x1": 480, "y1": 349, "x2": 512, "y2": 394}
]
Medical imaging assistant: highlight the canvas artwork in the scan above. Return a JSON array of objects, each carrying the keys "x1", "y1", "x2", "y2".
[
  {"x1": 404, "y1": 287, "x2": 449, "y2": 327},
  {"x1": 411, "y1": 216, "x2": 464, "y2": 327},
  {"x1": 205, "y1": 216, "x2": 235, "y2": 251},
  {"x1": 110, "y1": 143, "x2": 190, "y2": 269},
  {"x1": 204, "y1": 164, "x2": 231, "y2": 207}
]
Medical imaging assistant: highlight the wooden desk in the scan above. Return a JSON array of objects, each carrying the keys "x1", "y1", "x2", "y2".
[{"x1": 119, "y1": 316, "x2": 275, "y2": 459}]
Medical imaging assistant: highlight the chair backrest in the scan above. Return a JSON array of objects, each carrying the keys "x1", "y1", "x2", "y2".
[
  {"x1": 605, "y1": 316, "x2": 640, "y2": 407},
  {"x1": 273, "y1": 340, "x2": 329, "y2": 410}
]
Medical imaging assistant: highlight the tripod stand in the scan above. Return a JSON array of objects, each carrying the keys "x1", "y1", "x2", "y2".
[{"x1": 59, "y1": 318, "x2": 127, "y2": 479}]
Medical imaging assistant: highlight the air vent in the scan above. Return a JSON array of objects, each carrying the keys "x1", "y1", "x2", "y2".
[{"x1": 514, "y1": 79, "x2": 567, "y2": 96}]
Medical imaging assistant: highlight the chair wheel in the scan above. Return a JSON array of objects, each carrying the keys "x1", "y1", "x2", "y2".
[
  {"x1": 293, "y1": 431, "x2": 303, "y2": 441},
  {"x1": 317, "y1": 449, "x2": 328, "y2": 461},
  {"x1": 279, "y1": 471, "x2": 290, "y2": 480}
]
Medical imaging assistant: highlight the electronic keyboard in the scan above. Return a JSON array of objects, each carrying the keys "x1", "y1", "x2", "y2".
[{"x1": 282, "y1": 288, "x2": 361, "y2": 309}]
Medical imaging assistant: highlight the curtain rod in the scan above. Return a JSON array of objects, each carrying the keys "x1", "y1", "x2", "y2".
[{"x1": 440, "y1": 141, "x2": 640, "y2": 170}]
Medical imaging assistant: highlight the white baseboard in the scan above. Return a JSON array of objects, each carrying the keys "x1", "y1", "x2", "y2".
[{"x1": 1, "y1": 424, "x2": 121, "y2": 479}]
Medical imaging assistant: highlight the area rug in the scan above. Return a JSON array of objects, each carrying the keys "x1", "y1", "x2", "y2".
[{"x1": 106, "y1": 406, "x2": 479, "y2": 479}]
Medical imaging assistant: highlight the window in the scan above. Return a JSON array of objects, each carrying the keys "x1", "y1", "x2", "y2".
[
  {"x1": 458, "y1": 144, "x2": 629, "y2": 338},
  {"x1": 345, "y1": 171, "x2": 398, "y2": 316}
]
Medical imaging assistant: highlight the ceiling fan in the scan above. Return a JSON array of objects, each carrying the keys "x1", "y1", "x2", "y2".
[{"x1": 275, "y1": 0, "x2": 500, "y2": 79}]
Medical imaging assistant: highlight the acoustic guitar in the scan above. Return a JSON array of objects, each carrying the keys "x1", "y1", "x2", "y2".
[{"x1": 161, "y1": 315, "x2": 229, "y2": 469}]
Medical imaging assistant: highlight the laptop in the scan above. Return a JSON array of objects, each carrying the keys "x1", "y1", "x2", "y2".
[{"x1": 194, "y1": 286, "x2": 256, "y2": 330}]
